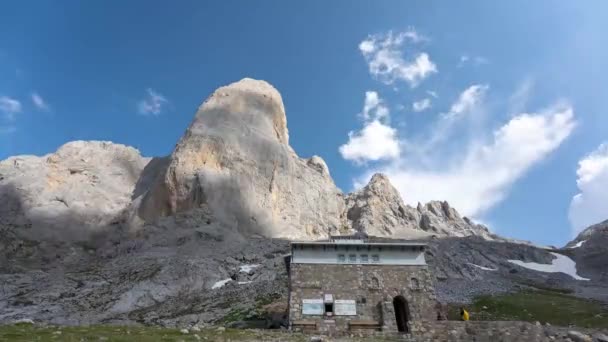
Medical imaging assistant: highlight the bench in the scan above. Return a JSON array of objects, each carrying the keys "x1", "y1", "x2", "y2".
[
  {"x1": 291, "y1": 320, "x2": 318, "y2": 331},
  {"x1": 348, "y1": 320, "x2": 381, "y2": 330}
]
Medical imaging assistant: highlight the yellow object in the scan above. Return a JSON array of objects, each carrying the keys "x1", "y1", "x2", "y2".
[{"x1": 461, "y1": 309, "x2": 470, "y2": 321}]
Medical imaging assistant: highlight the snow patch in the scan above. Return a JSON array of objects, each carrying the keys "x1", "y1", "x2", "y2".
[
  {"x1": 569, "y1": 240, "x2": 586, "y2": 249},
  {"x1": 238, "y1": 281, "x2": 252, "y2": 285},
  {"x1": 239, "y1": 264, "x2": 259, "y2": 273},
  {"x1": 507, "y1": 252, "x2": 590, "y2": 281},
  {"x1": 12, "y1": 318, "x2": 34, "y2": 325},
  {"x1": 211, "y1": 278, "x2": 232, "y2": 289},
  {"x1": 468, "y1": 263, "x2": 497, "y2": 271}
]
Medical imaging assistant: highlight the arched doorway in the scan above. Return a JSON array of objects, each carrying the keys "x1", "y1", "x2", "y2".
[{"x1": 392, "y1": 295, "x2": 409, "y2": 333}]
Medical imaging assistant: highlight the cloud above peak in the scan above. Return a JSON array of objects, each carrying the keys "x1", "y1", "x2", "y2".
[
  {"x1": 359, "y1": 104, "x2": 575, "y2": 217},
  {"x1": 412, "y1": 98, "x2": 431, "y2": 112},
  {"x1": 569, "y1": 143, "x2": 608, "y2": 236},
  {"x1": 340, "y1": 92, "x2": 399, "y2": 164},
  {"x1": 446, "y1": 84, "x2": 488, "y2": 118},
  {"x1": 341, "y1": 78, "x2": 576, "y2": 218},
  {"x1": 31, "y1": 92, "x2": 50, "y2": 111},
  {"x1": 0, "y1": 96, "x2": 22, "y2": 121},
  {"x1": 138, "y1": 88, "x2": 168, "y2": 116},
  {"x1": 359, "y1": 30, "x2": 437, "y2": 87}
]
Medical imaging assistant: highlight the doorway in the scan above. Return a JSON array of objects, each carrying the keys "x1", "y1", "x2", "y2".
[{"x1": 393, "y1": 295, "x2": 409, "y2": 333}]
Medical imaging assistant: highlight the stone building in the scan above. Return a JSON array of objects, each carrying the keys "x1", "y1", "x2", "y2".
[{"x1": 287, "y1": 235, "x2": 437, "y2": 335}]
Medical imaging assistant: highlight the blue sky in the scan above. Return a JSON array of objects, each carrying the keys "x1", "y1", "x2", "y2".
[{"x1": 1, "y1": 1, "x2": 607, "y2": 246}]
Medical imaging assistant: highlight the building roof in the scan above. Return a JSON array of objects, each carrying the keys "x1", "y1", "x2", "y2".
[{"x1": 291, "y1": 234, "x2": 427, "y2": 247}]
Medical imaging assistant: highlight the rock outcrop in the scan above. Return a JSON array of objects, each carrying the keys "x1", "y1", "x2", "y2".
[
  {"x1": 1, "y1": 78, "x2": 492, "y2": 242},
  {"x1": 0, "y1": 141, "x2": 148, "y2": 241},
  {"x1": 564, "y1": 220, "x2": 608, "y2": 293},
  {"x1": 137, "y1": 79, "x2": 345, "y2": 239},
  {"x1": 345, "y1": 174, "x2": 491, "y2": 239}
]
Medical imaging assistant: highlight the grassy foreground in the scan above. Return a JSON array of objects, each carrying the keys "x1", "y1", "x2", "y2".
[
  {"x1": 449, "y1": 289, "x2": 608, "y2": 328},
  {"x1": 0, "y1": 324, "x2": 402, "y2": 342},
  {"x1": 0, "y1": 325, "x2": 306, "y2": 342}
]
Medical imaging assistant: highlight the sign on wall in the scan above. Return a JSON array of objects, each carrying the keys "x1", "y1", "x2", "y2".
[
  {"x1": 302, "y1": 299, "x2": 324, "y2": 315},
  {"x1": 334, "y1": 299, "x2": 357, "y2": 316}
]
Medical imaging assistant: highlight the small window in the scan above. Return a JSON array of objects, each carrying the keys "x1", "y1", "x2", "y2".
[
  {"x1": 349, "y1": 254, "x2": 357, "y2": 263},
  {"x1": 324, "y1": 303, "x2": 334, "y2": 316},
  {"x1": 337, "y1": 254, "x2": 346, "y2": 263},
  {"x1": 371, "y1": 277, "x2": 380, "y2": 288},
  {"x1": 360, "y1": 254, "x2": 369, "y2": 263},
  {"x1": 371, "y1": 254, "x2": 380, "y2": 263}
]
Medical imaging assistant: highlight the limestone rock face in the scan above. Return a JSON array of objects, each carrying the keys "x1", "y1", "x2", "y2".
[
  {"x1": 138, "y1": 78, "x2": 345, "y2": 239},
  {"x1": 0, "y1": 141, "x2": 148, "y2": 241},
  {"x1": 345, "y1": 173, "x2": 491, "y2": 239},
  {"x1": 418, "y1": 201, "x2": 491, "y2": 238},
  {"x1": 1, "y1": 78, "x2": 494, "y2": 242},
  {"x1": 565, "y1": 220, "x2": 608, "y2": 287}
]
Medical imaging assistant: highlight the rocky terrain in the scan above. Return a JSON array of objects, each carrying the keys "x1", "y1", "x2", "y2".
[{"x1": 0, "y1": 78, "x2": 606, "y2": 330}]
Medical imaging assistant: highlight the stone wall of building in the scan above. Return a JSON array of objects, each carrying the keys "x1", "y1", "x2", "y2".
[{"x1": 289, "y1": 263, "x2": 436, "y2": 333}]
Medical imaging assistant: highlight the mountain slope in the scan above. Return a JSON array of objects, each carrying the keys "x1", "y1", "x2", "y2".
[{"x1": 1, "y1": 78, "x2": 605, "y2": 327}]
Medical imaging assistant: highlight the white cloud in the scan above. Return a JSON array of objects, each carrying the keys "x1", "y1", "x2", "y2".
[
  {"x1": 359, "y1": 30, "x2": 437, "y2": 87},
  {"x1": 350, "y1": 102, "x2": 576, "y2": 218},
  {"x1": 340, "y1": 92, "x2": 399, "y2": 163},
  {"x1": 459, "y1": 54, "x2": 489, "y2": 67},
  {"x1": 427, "y1": 90, "x2": 438, "y2": 98},
  {"x1": 0, "y1": 96, "x2": 22, "y2": 121},
  {"x1": 568, "y1": 143, "x2": 608, "y2": 236},
  {"x1": 361, "y1": 91, "x2": 387, "y2": 121},
  {"x1": 446, "y1": 84, "x2": 489, "y2": 118},
  {"x1": 137, "y1": 88, "x2": 168, "y2": 115},
  {"x1": 339, "y1": 120, "x2": 400, "y2": 164},
  {"x1": 412, "y1": 98, "x2": 431, "y2": 112},
  {"x1": 31, "y1": 92, "x2": 50, "y2": 111}
]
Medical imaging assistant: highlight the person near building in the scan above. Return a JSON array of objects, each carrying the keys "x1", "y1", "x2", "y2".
[{"x1": 460, "y1": 307, "x2": 470, "y2": 321}]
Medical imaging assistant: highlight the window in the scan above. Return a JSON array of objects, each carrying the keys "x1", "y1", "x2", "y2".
[
  {"x1": 324, "y1": 303, "x2": 334, "y2": 316},
  {"x1": 348, "y1": 254, "x2": 357, "y2": 263},
  {"x1": 371, "y1": 277, "x2": 380, "y2": 288},
  {"x1": 302, "y1": 299, "x2": 324, "y2": 315},
  {"x1": 410, "y1": 277, "x2": 420, "y2": 290},
  {"x1": 360, "y1": 254, "x2": 369, "y2": 263},
  {"x1": 337, "y1": 254, "x2": 346, "y2": 263},
  {"x1": 371, "y1": 254, "x2": 380, "y2": 263}
]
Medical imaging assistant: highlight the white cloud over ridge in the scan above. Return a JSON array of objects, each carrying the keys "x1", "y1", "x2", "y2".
[
  {"x1": 412, "y1": 98, "x2": 431, "y2": 112},
  {"x1": 359, "y1": 30, "x2": 437, "y2": 87},
  {"x1": 340, "y1": 92, "x2": 399, "y2": 164},
  {"x1": 138, "y1": 88, "x2": 168, "y2": 116},
  {"x1": 361, "y1": 91, "x2": 388, "y2": 120},
  {"x1": 569, "y1": 143, "x2": 608, "y2": 236},
  {"x1": 346, "y1": 28, "x2": 576, "y2": 221},
  {"x1": 346, "y1": 89, "x2": 576, "y2": 218},
  {"x1": 446, "y1": 84, "x2": 488, "y2": 118},
  {"x1": 0, "y1": 96, "x2": 22, "y2": 121},
  {"x1": 31, "y1": 92, "x2": 50, "y2": 111},
  {"x1": 339, "y1": 120, "x2": 400, "y2": 164}
]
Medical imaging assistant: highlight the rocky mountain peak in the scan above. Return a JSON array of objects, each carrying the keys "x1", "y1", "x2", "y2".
[
  {"x1": 201, "y1": 78, "x2": 289, "y2": 145},
  {"x1": 344, "y1": 174, "x2": 492, "y2": 239},
  {"x1": 0, "y1": 140, "x2": 148, "y2": 241},
  {"x1": 1, "y1": 78, "x2": 494, "y2": 242},
  {"x1": 137, "y1": 78, "x2": 343, "y2": 239}
]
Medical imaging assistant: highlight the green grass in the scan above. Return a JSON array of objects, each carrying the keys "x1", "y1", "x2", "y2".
[
  {"x1": 449, "y1": 290, "x2": 608, "y2": 328},
  {"x1": 0, "y1": 324, "x2": 310, "y2": 342},
  {"x1": 0, "y1": 324, "x2": 401, "y2": 342}
]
